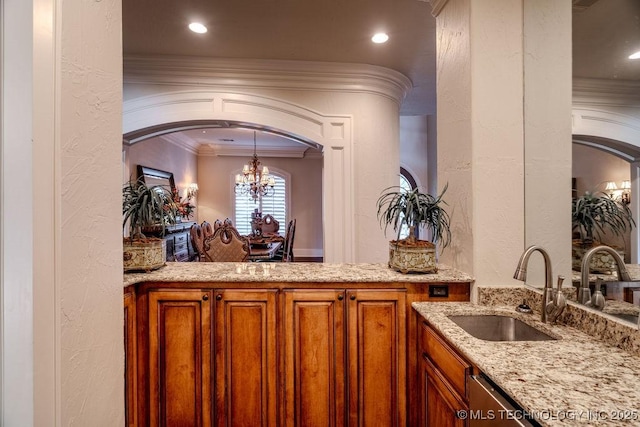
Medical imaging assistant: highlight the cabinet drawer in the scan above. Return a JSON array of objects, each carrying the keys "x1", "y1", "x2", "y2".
[
  {"x1": 174, "y1": 233, "x2": 188, "y2": 245},
  {"x1": 174, "y1": 250, "x2": 189, "y2": 262},
  {"x1": 174, "y1": 242, "x2": 188, "y2": 253},
  {"x1": 420, "y1": 322, "x2": 471, "y2": 398}
]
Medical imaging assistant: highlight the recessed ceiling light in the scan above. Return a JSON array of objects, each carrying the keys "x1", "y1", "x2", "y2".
[
  {"x1": 189, "y1": 22, "x2": 208, "y2": 34},
  {"x1": 629, "y1": 51, "x2": 640, "y2": 59},
  {"x1": 371, "y1": 33, "x2": 389, "y2": 44}
]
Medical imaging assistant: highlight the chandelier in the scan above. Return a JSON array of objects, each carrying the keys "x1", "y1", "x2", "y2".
[{"x1": 234, "y1": 131, "x2": 276, "y2": 202}]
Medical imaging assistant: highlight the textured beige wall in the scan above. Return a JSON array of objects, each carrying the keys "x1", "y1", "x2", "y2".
[{"x1": 57, "y1": 0, "x2": 124, "y2": 424}]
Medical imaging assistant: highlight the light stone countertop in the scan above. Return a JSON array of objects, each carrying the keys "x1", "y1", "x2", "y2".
[
  {"x1": 571, "y1": 264, "x2": 640, "y2": 283},
  {"x1": 413, "y1": 298, "x2": 640, "y2": 426},
  {"x1": 123, "y1": 262, "x2": 474, "y2": 287}
]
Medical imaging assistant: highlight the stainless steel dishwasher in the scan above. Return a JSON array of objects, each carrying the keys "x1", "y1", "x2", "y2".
[{"x1": 468, "y1": 374, "x2": 540, "y2": 427}]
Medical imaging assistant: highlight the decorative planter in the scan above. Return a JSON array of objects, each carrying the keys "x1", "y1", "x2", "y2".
[
  {"x1": 388, "y1": 240, "x2": 437, "y2": 274},
  {"x1": 571, "y1": 240, "x2": 625, "y2": 273},
  {"x1": 123, "y1": 238, "x2": 166, "y2": 272}
]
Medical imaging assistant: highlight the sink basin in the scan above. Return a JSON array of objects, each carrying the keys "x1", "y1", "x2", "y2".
[{"x1": 447, "y1": 315, "x2": 557, "y2": 341}]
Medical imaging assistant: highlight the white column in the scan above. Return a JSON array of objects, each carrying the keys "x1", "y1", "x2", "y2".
[
  {"x1": 2, "y1": 0, "x2": 34, "y2": 424},
  {"x1": 431, "y1": 0, "x2": 572, "y2": 287}
]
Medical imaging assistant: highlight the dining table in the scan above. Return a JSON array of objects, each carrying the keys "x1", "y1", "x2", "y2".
[{"x1": 247, "y1": 235, "x2": 284, "y2": 261}]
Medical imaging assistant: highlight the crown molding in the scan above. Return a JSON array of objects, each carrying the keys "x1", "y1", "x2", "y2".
[
  {"x1": 197, "y1": 144, "x2": 324, "y2": 159},
  {"x1": 123, "y1": 55, "x2": 412, "y2": 107},
  {"x1": 202, "y1": 143, "x2": 308, "y2": 158},
  {"x1": 425, "y1": 0, "x2": 449, "y2": 17},
  {"x1": 573, "y1": 77, "x2": 640, "y2": 108},
  {"x1": 159, "y1": 133, "x2": 200, "y2": 155}
]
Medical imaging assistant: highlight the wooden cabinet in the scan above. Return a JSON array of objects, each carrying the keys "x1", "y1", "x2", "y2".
[
  {"x1": 214, "y1": 289, "x2": 277, "y2": 426},
  {"x1": 347, "y1": 289, "x2": 406, "y2": 426},
  {"x1": 283, "y1": 290, "x2": 346, "y2": 426},
  {"x1": 421, "y1": 356, "x2": 467, "y2": 427},
  {"x1": 146, "y1": 289, "x2": 213, "y2": 426},
  {"x1": 123, "y1": 286, "x2": 137, "y2": 427},
  {"x1": 283, "y1": 289, "x2": 406, "y2": 426},
  {"x1": 163, "y1": 221, "x2": 198, "y2": 262},
  {"x1": 418, "y1": 319, "x2": 472, "y2": 427},
  {"x1": 128, "y1": 280, "x2": 470, "y2": 426}
]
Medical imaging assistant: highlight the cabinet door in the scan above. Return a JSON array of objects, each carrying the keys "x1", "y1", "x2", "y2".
[
  {"x1": 283, "y1": 289, "x2": 346, "y2": 426},
  {"x1": 421, "y1": 355, "x2": 467, "y2": 427},
  {"x1": 214, "y1": 289, "x2": 278, "y2": 427},
  {"x1": 148, "y1": 289, "x2": 212, "y2": 427},
  {"x1": 347, "y1": 289, "x2": 406, "y2": 426},
  {"x1": 124, "y1": 288, "x2": 137, "y2": 427}
]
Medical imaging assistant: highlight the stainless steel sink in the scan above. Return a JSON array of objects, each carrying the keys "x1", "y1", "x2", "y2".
[{"x1": 447, "y1": 315, "x2": 557, "y2": 341}]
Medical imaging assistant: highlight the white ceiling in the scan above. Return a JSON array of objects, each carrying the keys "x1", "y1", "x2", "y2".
[{"x1": 123, "y1": 0, "x2": 640, "y2": 152}]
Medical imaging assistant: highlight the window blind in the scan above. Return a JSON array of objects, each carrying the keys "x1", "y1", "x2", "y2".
[{"x1": 235, "y1": 174, "x2": 287, "y2": 236}]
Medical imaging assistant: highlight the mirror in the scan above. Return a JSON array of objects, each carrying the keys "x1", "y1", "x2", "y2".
[{"x1": 137, "y1": 165, "x2": 176, "y2": 193}]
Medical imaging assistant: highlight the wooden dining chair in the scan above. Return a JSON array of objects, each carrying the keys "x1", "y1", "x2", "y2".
[
  {"x1": 271, "y1": 219, "x2": 296, "y2": 262},
  {"x1": 202, "y1": 224, "x2": 250, "y2": 262},
  {"x1": 190, "y1": 223, "x2": 206, "y2": 261},
  {"x1": 282, "y1": 219, "x2": 296, "y2": 262},
  {"x1": 201, "y1": 221, "x2": 214, "y2": 238},
  {"x1": 261, "y1": 214, "x2": 279, "y2": 235}
]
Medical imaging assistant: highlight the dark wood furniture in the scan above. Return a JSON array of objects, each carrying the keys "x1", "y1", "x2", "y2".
[
  {"x1": 163, "y1": 221, "x2": 198, "y2": 262},
  {"x1": 248, "y1": 240, "x2": 283, "y2": 261},
  {"x1": 124, "y1": 276, "x2": 471, "y2": 426}
]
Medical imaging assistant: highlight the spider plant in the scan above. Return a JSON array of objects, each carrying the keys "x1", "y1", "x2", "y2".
[
  {"x1": 123, "y1": 178, "x2": 178, "y2": 240},
  {"x1": 376, "y1": 183, "x2": 451, "y2": 249},
  {"x1": 572, "y1": 190, "x2": 635, "y2": 246}
]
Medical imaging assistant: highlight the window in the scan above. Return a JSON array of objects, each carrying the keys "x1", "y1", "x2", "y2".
[{"x1": 235, "y1": 173, "x2": 287, "y2": 235}]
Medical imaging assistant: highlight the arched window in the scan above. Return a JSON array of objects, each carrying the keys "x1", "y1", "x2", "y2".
[
  {"x1": 399, "y1": 167, "x2": 418, "y2": 239},
  {"x1": 234, "y1": 173, "x2": 288, "y2": 236}
]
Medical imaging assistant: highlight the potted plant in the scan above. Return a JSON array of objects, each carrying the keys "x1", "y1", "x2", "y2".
[
  {"x1": 122, "y1": 178, "x2": 178, "y2": 272},
  {"x1": 572, "y1": 190, "x2": 635, "y2": 272},
  {"x1": 376, "y1": 184, "x2": 452, "y2": 273}
]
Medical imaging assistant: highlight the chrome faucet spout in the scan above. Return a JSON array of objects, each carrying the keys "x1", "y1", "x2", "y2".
[
  {"x1": 513, "y1": 245, "x2": 554, "y2": 323},
  {"x1": 579, "y1": 245, "x2": 630, "y2": 307}
]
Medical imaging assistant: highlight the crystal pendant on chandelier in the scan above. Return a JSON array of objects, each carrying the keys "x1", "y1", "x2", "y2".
[{"x1": 234, "y1": 131, "x2": 276, "y2": 202}]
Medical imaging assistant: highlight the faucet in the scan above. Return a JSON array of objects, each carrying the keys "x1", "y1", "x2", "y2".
[
  {"x1": 514, "y1": 245, "x2": 565, "y2": 323},
  {"x1": 579, "y1": 245, "x2": 631, "y2": 308}
]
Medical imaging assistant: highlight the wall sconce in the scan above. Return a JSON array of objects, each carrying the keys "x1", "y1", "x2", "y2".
[
  {"x1": 605, "y1": 181, "x2": 618, "y2": 197},
  {"x1": 604, "y1": 180, "x2": 631, "y2": 205},
  {"x1": 187, "y1": 183, "x2": 199, "y2": 199},
  {"x1": 621, "y1": 180, "x2": 631, "y2": 205}
]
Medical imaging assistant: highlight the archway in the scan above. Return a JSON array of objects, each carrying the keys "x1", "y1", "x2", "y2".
[
  {"x1": 123, "y1": 91, "x2": 354, "y2": 262},
  {"x1": 572, "y1": 108, "x2": 640, "y2": 263}
]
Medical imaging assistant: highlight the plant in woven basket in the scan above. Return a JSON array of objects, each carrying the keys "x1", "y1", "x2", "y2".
[
  {"x1": 376, "y1": 183, "x2": 451, "y2": 274},
  {"x1": 123, "y1": 178, "x2": 178, "y2": 241},
  {"x1": 377, "y1": 183, "x2": 452, "y2": 249},
  {"x1": 572, "y1": 190, "x2": 635, "y2": 247}
]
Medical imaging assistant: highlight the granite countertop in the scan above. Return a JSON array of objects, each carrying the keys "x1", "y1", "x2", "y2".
[
  {"x1": 571, "y1": 264, "x2": 640, "y2": 283},
  {"x1": 413, "y1": 299, "x2": 640, "y2": 426},
  {"x1": 123, "y1": 262, "x2": 474, "y2": 287}
]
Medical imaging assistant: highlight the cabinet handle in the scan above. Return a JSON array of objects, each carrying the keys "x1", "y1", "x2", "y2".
[
  {"x1": 202, "y1": 294, "x2": 209, "y2": 301},
  {"x1": 338, "y1": 294, "x2": 343, "y2": 301},
  {"x1": 216, "y1": 294, "x2": 222, "y2": 301},
  {"x1": 350, "y1": 294, "x2": 356, "y2": 301}
]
